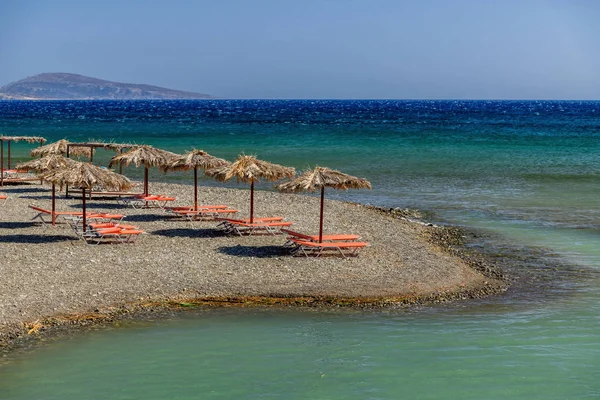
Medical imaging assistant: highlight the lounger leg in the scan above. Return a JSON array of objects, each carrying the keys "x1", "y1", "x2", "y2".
[
  {"x1": 335, "y1": 246, "x2": 347, "y2": 259},
  {"x1": 300, "y1": 245, "x2": 311, "y2": 257}
]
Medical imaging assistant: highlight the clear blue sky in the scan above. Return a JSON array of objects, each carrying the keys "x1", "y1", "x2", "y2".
[{"x1": 1, "y1": 0, "x2": 599, "y2": 99}]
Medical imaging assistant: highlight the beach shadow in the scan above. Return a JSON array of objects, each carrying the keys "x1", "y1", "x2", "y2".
[
  {"x1": 122, "y1": 214, "x2": 172, "y2": 222},
  {"x1": 152, "y1": 228, "x2": 223, "y2": 239},
  {"x1": 0, "y1": 234, "x2": 74, "y2": 244},
  {"x1": 218, "y1": 244, "x2": 288, "y2": 258},
  {"x1": 67, "y1": 202, "x2": 127, "y2": 210},
  {"x1": 0, "y1": 221, "x2": 39, "y2": 229},
  {"x1": 0, "y1": 186, "x2": 44, "y2": 193},
  {"x1": 19, "y1": 195, "x2": 54, "y2": 200}
]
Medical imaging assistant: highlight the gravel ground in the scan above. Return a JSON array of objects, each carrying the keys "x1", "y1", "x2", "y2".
[{"x1": 0, "y1": 181, "x2": 505, "y2": 337}]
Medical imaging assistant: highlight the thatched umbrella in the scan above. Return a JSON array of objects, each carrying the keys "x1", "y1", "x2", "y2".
[
  {"x1": 278, "y1": 166, "x2": 371, "y2": 242},
  {"x1": 161, "y1": 149, "x2": 230, "y2": 211},
  {"x1": 205, "y1": 154, "x2": 295, "y2": 223},
  {"x1": 102, "y1": 143, "x2": 135, "y2": 174},
  {"x1": 109, "y1": 145, "x2": 179, "y2": 196},
  {"x1": 30, "y1": 139, "x2": 93, "y2": 158},
  {"x1": 0, "y1": 135, "x2": 47, "y2": 167},
  {"x1": 15, "y1": 154, "x2": 75, "y2": 225},
  {"x1": 40, "y1": 162, "x2": 132, "y2": 232},
  {"x1": 0, "y1": 135, "x2": 46, "y2": 186}
]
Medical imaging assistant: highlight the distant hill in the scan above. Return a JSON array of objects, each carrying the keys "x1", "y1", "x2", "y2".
[{"x1": 0, "y1": 73, "x2": 213, "y2": 100}]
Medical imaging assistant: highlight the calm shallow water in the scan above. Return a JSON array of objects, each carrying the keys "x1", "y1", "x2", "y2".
[
  {"x1": 2, "y1": 307, "x2": 600, "y2": 399},
  {"x1": 1, "y1": 100, "x2": 599, "y2": 398}
]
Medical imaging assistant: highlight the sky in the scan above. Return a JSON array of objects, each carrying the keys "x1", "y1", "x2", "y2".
[{"x1": 1, "y1": 0, "x2": 599, "y2": 99}]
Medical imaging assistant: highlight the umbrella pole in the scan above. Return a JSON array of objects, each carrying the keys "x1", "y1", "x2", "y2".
[
  {"x1": 250, "y1": 181, "x2": 254, "y2": 224},
  {"x1": 319, "y1": 187, "x2": 325, "y2": 243},
  {"x1": 52, "y1": 184, "x2": 56, "y2": 226},
  {"x1": 144, "y1": 167, "x2": 149, "y2": 208},
  {"x1": 82, "y1": 188, "x2": 87, "y2": 233},
  {"x1": 194, "y1": 167, "x2": 198, "y2": 211},
  {"x1": 65, "y1": 146, "x2": 70, "y2": 198},
  {"x1": 39, "y1": 141, "x2": 44, "y2": 184},
  {"x1": 7, "y1": 141, "x2": 10, "y2": 169},
  {"x1": 144, "y1": 167, "x2": 149, "y2": 196}
]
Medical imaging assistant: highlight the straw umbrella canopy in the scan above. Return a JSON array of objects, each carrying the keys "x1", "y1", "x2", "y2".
[
  {"x1": 15, "y1": 154, "x2": 75, "y2": 226},
  {"x1": 15, "y1": 153, "x2": 74, "y2": 172},
  {"x1": 108, "y1": 145, "x2": 179, "y2": 196},
  {"x1": 30, "y1": 139, "x2": 93, "y2": 158},
  {"x1": 278, "y1": 166, "x2": 371, "y2": 242},
  {"x1": 205, "y1": 154, "x2": 295, "y2": 223},
  {"x1": 0, "y1": 136, "x2": 46, "y2": 185},
  {"x1": 0, "y1": 136, "x2": 46, "y2": 143},
  {"x1": 1, "y1": 135, "x2": 47, "y2": 167},
  {"x1": 161, "y1": 149, "x2": 230, "y2": 211},
  {"x1": 40, "y1": 162, "x2": 132, "y2": 232},
  {"x1": 102, "y1": 142, "x2": 136, "y2": 173}
]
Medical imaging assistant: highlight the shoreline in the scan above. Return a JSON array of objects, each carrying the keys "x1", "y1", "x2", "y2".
[{"x1": 1, "y1": 181, "x2": 507, "y2": 352}]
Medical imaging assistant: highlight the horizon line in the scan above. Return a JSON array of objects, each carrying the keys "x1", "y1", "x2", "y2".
[{"x1": 1, "y1": 98, "x2": 600, "y2": 102}]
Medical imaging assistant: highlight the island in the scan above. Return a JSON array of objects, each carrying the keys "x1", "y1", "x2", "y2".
[{"x1": 0, "y1": 73, "x2": 213, "y2": 100}]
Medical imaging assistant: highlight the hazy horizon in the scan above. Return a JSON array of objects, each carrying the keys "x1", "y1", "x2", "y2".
[{"x1": 1, "y1": 0, "x2": 599, "y2": 100}]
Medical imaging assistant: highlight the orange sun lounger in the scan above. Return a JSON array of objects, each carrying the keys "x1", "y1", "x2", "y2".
[
  {"x1": 217, "y1": 219, "x2": 293, "y2": 236},
  {"x1": 83, "y1": 225, "x2": 145, "y2": 244},
  {"x1": 29, "y1": 206, "x2": 123, "y2": 221},
  {"x1": 173, "y1": 208, "x2": 239, "y2": 221},
  {"x1": 29, "y1": 205, "x2": 88, "y2": 224},
  {"x1": 119, "y1": 194, "x2": 176, "y2": 209},
  {"x1": 289, "y1": 239, "x2": 370, "y2": 258},
  {"x1": 88, "y1": 222, "x2": 138, "y2": 230},
  {"x1": 215, "y1": 216, "x2": 284, "y2": 229},
  {"x1": 64, "y1": 213, "x2": 126, "y2": 237},
  {"x1": 165, "y1": 205, "x2": 229, "y2": 213},
  {"x1": 280, "y1": 229, "x2": 361, "y2": 246},
  {"x1": 0, "y1": 194, "x2": 8, "y2": 205}
]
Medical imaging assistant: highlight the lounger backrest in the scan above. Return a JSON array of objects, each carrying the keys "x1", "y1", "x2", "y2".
[
  {"x1": 29, "y1": 205, "x2": 51, "y2": 214},
  {"x1": 320, "y1": 234, "x2": 361, "y2": 241},
  {"x1": 119, "y1": 229, "x2": 143, "y2": 234},
  {"x1": 281, "y1": 229, "x2": 312, "y2": 240},
  {"x1": 292, "y1": 239, "x2": 369, "y2": 248},
  {"x1": 96, "y1": 227, "x2": 123, "y2": 234}
]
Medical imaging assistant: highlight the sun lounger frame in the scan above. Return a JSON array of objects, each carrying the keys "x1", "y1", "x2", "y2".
[
  {"x1": 173, "y1": 208, "x2": 239, "y2": 222},
  {"x1": 119, "y1": 194, "x2": 176, "y2": 209},
  {"x1": 280, "y1": 228, "x2": 361, "y2": 248},
  {"x1": 29, "y1": 205, "x2": 87, "y2": 224},
  {"x1": 290, "y1": 239, "x2": 370, "y2": 258},
  {"x1": 69, "y1": 219, "x2": 144, "y2": 245},
  {"x1": 82, "y1": 227, "x2": 145, "y2": 245},
  {"x1": 214, "y1": 217, "x2": 291, "y2": 235},
  {"x1": 65, "y1": 213, "x2": 126, "y2": 237},
  {"x1": 215, "y1": 216, "x2": 284, "y2": 229},
  {"x1": 164, "y1": 205, "x2": 230, "y2": 213}
]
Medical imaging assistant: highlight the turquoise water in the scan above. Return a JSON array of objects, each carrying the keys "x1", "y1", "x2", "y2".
[
  {"x1": 2, "y1": 308, "x2": 599, "y2": 399},
  {"x1": 1, "y1": 100, "x2": 600, "y2": 398}
]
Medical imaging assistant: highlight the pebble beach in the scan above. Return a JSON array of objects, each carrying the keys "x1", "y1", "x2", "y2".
[{"x1": 0, "y1": 180, "x2": 506, "y2": 346}]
